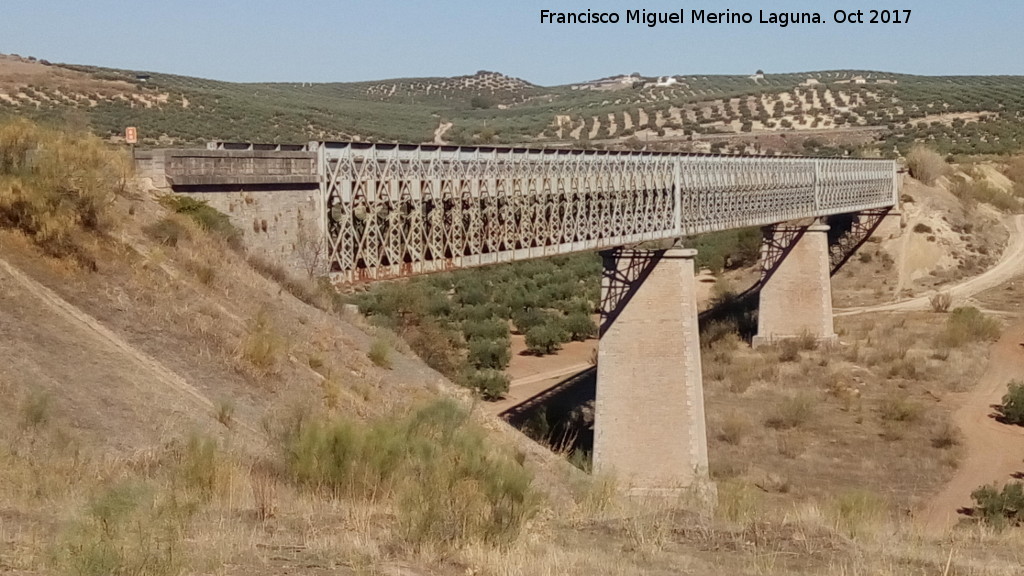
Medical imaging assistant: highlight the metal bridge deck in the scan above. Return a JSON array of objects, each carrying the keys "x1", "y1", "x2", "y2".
[{"x1": 309, "y1": 142, "x2": 898, "y2": 282}]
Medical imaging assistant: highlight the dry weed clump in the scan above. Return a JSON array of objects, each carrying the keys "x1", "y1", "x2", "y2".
[
  {"x1": 830, "y1": 489, "x2": 887, "y2": 538},
  {"x1": 765, "y1": 394, "x2": 815, "y2": 430},
  {"x1": 930, "y1": 419, "x2": 962, "y2": 449},
  {"x1": 905, "y1": 145, "x2": 949, "y2": 185},
  {"x1": 778, "y1": 339, "x2": 801, "y2": 362},
  {"x1": 717, "y1": 412, "x2": 751, "y2": 445},
  {"x1": 369, "y1": 338, "x2": 392, "y2": 369},
  {"x1": 0, "y1": 119, "x2": 130, "y2": 259},
  {"x1": 929, "y1": 292, "x2": 953, "y2": 313},
  {"x1": 237, "y1": 309, "x2": 283, "y2": 375},
  {"x1": 878, "y1": 393, "x2": 922, "y2": 423}
]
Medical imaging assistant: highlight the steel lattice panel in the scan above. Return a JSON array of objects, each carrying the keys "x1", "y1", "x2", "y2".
[{"x1": 314, "y1": 142, "x2": 897, "y2": 282}]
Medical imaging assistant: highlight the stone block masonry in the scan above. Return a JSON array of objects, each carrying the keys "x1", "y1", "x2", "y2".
[
  {"x1": 135, "y1": 149, "x2": 324, "y2": 275},
  {"x1": 183, "y1": 187, "x2": 322, "y2": 274},
  {"x1": 754, "y1": 223, "x2": 837, "y2": 346},
  {"x1": 593, "y1": 248, "x2": 711, "y2": 496}
]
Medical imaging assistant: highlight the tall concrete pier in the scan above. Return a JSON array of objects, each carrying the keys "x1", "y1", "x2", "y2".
[
  {"x1": 593, "y1": 248, "x2": 710, "y2": 495},
  {"x1": 754, "y1": 223, "x2": 837, "y2": 347}
]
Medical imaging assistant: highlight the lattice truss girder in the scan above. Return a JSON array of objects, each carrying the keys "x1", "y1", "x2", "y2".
[{"x1": 317, "y1": 143, "x2": 897, "y2": 282}]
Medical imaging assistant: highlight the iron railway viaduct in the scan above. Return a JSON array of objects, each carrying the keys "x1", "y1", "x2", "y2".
[{"x1": 136, "y1": 141, "x2": 901, "y2": 497}]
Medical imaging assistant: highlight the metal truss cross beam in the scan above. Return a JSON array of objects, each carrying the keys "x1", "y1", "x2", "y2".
[{"x1": 313, "y1": 142, "x2": 898, "y2": 283}]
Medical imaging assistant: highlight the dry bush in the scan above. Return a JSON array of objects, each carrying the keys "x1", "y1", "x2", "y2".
[
  {"x1": 143, "y1": 215, "x2": 189, "y2": 247},
  {"x1": 878, "y1": 393, "x2": 922, "y2": 423},
  {"x1": 905, "y1": 145, "x2": 948, "y2": 185},
  {"x1": 794, "y1": 331, "x2": 819, "y2": 351},
  {"x1": 0, "y1": 119, "x2": 130, "y2": 258},
  {"x1": 571, "y1": 473, "x2": 617, "y2": 520},
  {"x1": 929, "y1": 292, "x2": 952, "y2": 313},
  {"x1": 717, "y1": 412, "x2": 751, "y2": 445},
  {"x1": 887, "y1": 356, "x2": 926, "y2": 380},
  {"x1": 765, "y1": 394, "x2": 815, "y2": 430},
  {"x1": 249, "y1": 460, "x2": 279, "y2": 521},
  {"x1": 215, "y1": 398, "x2": 234, "y2": 428},
  {"x1": 930, "y1": 420, "x2": 962, "y2": 449},
  {"x1": 237, "y1": 309, "x2": 282, "y2": 375},
  {"x1": 19, "y1": 389, "x2": 52, "y2": 429},
  {"x1": 778, "y1": 340, "x2": 800, "y2": 362},
  {"x1": 369, "y1": 338, "x2": 392, "y2": 369}
]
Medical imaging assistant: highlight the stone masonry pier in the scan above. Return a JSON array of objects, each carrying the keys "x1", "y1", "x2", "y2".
[{"x1": 594, "y1": 248, "x2": 711, "y2": 496}]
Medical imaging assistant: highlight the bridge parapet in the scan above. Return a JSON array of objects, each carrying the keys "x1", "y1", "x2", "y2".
[{"x1": 135, "y1": 148, "x2": 317, "y2": 188}]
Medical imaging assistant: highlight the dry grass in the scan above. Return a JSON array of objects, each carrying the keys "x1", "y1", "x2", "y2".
[
  {"x1": 717, "y1": 412, "x2": 751, "y2": 445},
  {"x1": 905, "y1": 145, "x2": 949, "y2": 185},
  {"x1": 0, "y1": 118, "x2": 131, "y2": 260},
  {"x1": 764, "y1": 393, "x2": 815, "y2": 430},
  {"x1": 236, "y1": 309, "x2": 283, "y2": 376}
]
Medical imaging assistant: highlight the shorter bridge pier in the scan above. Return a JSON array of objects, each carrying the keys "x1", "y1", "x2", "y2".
[
  {"x1": 753, "y1": 223, "x2": 838, "y2": 347},
  {"x1": 593, "y1": 247, "x2": 712, "y2": 497}
]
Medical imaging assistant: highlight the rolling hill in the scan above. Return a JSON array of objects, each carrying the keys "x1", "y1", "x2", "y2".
[{"x1": 3, "y1": 53, "x2": 1024, "y2": 157}]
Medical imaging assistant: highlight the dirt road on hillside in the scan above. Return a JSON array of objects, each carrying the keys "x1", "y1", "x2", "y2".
[
  {"x1": 836, "y1": 214, "x2": 1024, "y2": 532},
  {"x1": 837, "y1": 214, "x2": 1024, "y2": 316},
  {"x1": 917, "y1": 320, "x2": 1024, "y2": 531}
]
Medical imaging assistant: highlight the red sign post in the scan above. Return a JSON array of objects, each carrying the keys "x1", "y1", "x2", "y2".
[{"x1": 125, "y1": 126, "x2": 138, "y2": 144}]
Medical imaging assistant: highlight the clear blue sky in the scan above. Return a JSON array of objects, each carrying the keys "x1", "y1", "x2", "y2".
[{"x1": 3, "y1": 1, "x2": 1021, "y2": 85}]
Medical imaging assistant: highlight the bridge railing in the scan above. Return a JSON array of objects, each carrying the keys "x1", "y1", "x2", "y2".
[{"x1": 312, "y1": 142, "x2": 898, "y2": 282}]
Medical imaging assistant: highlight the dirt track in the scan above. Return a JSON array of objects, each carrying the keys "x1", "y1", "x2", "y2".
[
  {"x1": 917, "y1": 319, "x2": 1024, "y2": 531},
  {"x1": 837, "y1": 214, "x2": 1024, "y2": 316},
  {"x1": 836, "y1": 214, "x2": 1024, "y2": 532}
]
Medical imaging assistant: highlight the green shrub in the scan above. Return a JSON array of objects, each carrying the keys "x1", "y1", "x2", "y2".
[
  {"x1": 562, "y1": 312, "x2": 597, "y2": 341},
  {"x1": 997, "y1": 380, "x2": 1024, "y2": 425},
  {"x1": 971, "y1": 482, "x2": 1024, "y2": 528},
  {"x1": 462, "y1": 317, "x2": 510, "y2": 342},
  {"x1": 929, "y1": 292, "x2": 952, "y2": 313},
  {"x1": 467, "y1": 337, "x2": 511, "y2": 370},
  {"x1": 283, "y1": 399, "x2": 537, "y2": 547},
  {"x1": 466, "y1": 369, "x2": 510, "y2": 400},
  {"x1": 525, "y1": 322, "x2": 567, "y2": 355},
  {"x1": 53, "y1": 481, "x2": 192, "y2": 576},
  {"x1": 177, "y1": 433, "x2": 221, "y2": 500},
  {"x1": 238, "y1": 309, "x2": 281, "y2": 375},
  {"x1": 936, "y1": 306, "x2": 1000, "y2": 348},
  {"x1": 159, "y1": 195, "x2": 241, "y2": 250},
  {"x1": 369, "y1": 338, "x2": 392, "y2": 369},
  {"x1": 512, "y1": 308, "x2": 549, "y2": 334}
]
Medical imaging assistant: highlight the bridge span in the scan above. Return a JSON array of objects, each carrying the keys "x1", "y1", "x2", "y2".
[{"x1": 137, "y1": 141, "x2": 901, "y2": 499}]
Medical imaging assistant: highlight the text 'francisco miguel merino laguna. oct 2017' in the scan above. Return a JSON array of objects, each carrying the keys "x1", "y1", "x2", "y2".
[{"x1": 538, "y1": 9, "x2": 913, "y2": 28}]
